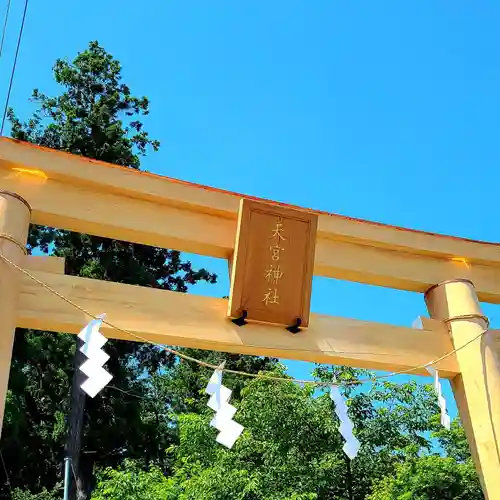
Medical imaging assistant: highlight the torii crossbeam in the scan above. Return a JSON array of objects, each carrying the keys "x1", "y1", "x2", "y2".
[{"x1": 1, "y1": 137, "x2": 499, "y2": 499}]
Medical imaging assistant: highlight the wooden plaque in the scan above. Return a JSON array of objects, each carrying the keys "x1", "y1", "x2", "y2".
[{"x1": 228, "y1": 199, "x2": 318, "y2": 327}]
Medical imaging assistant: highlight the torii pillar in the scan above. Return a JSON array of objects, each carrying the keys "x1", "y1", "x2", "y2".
[
  {"x1": 426, "y1": 279, "x2": 500, "y2": 500},
  {"x1": 0, "y1": 191, "x2": 30, "y2": 436}
]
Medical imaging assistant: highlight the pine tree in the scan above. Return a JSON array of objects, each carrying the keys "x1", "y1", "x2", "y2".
[{"x1": 2, "y1": 41, "x2": 224, "y2": 499}]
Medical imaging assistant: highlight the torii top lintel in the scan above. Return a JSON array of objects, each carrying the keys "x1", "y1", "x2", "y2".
[{"x1": 1, "y1": 136, "x2": 500, "y2": 303}]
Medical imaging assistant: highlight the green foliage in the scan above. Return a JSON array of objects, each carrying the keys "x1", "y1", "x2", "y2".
[
  {"x1": 11, "y1": 484, "x2": 61, "y2": 500},
  {"x1": 157, "y1": 350, "x2": 279, "y2": 416},
  {"x1": 2, "y1": 40, "x2": 278, "y2": 498},
  {"x1": 4, "y1": 331, "x2": 77, "y2": 491},
  {"x1": 366, "y1": 419, "x2": 482, "y2": 499},
  {"x1": 368, "y1": 456, "x2": 483, "y2": 500},
  {"x1": 90, "y1": 366, "x2": 483, "y2": 500},
  {"x1": 433, "y1": 418, "x2": 474, "y2": 462},
  {"x1": 92, "y1": 461, "x2": 178, "y2": 500},
  {"x1": 1, "y1": 40, "x2": 218, "y2": 497},
  {"x1": 8, "y1": 41, "x2": 159, "y2": 168}
]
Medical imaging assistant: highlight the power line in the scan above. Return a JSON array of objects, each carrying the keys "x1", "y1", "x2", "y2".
[
  {"x1": 0, "y1": 0, "x2": 28, "y2": 135},
  {"x1": 0, "y1": 0, "x2": 12, "y2": 58},
  {"x1": 0, "y1": 449, "x2": 12, "y2": 495}
]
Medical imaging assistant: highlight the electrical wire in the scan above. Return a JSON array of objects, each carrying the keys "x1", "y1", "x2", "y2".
[
  {"x1": 0, "y1": 0, "x2": 12, "y2": 58},
  {"x1": 109, "y1": 385, "x2": 147, "y2": 400},
  {"x1": 0, "y1": 449, "x2": 12, "y2": 495},
  {"x1": 0, "y1": 251, "x2": 490, "y2": 388},
  {"x1": 0, "y1": 0, "x2": 28, "y2": 135}
]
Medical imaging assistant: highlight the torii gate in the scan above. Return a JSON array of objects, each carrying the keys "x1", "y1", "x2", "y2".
[{"x1": 0, "y1": 137, "x2": 499, "y2": 499}]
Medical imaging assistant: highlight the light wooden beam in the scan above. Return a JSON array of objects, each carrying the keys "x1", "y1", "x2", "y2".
[
  {"x1": 0, "y1": 191, "x2": 30, "y2": 436},
  {"x1": 25, "y1": 255, "x2": 65, "y2": 274},
  {"x1": 426, "y1": 280, "x2": 500, "y2": 500},
  {"x1": 15, "y1": 269, "x2": 458, "y2": 376},
  {"x1": 24, "y1": 256, "x2": 496, "y2": 371},
  {"x1": 2, "y1": 138, "x2": 500, "y2": 302},
  {"x1": 18, "y1": 257, "x2": 500, "y2": 366}
]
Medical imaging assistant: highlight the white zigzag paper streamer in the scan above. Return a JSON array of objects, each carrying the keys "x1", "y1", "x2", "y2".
[
  {"x1": 330, "y1": 385, "x2": 360, "y2": 459},
  {"x1": 426, "y1": 367, "x2": 451, "y2": 430},
  {"x1": 205, "y1": 363, "x2": 244, "y2": 449},
  {"x1": 412, "y1": 316, "x2": 424, "y2": 330},
  {"x1": 78, "y1": 314, "x2": 113, "y2": 398},
  {"x1": 412, "y1": 317, "x2": 451, "y2": 430}
]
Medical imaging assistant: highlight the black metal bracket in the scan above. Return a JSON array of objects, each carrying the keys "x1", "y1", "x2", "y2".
[
  {"x1": 231, "y1": 310, "x2": 248, "y2": 327},
  {"x1": 286, "y1": 317, "x2": 302, "y2": 334}
]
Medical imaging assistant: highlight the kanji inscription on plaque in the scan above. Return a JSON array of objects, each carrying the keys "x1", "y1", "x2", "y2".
[{"x1": 228, "y1": 199, "x2": 318, "y2": 327}]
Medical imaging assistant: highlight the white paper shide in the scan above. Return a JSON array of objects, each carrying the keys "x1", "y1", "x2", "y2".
[
  {"x1": 330, "y1": 385, "x2": 361, "y2": 459},
  {"x1": 205, "y1": 363, "x2": 244, "y2": 448},
  {"x1": 78, "y1": 314, "x2": 113, "y2": 398},
  {"x1": 426, "y1": 366, "x2": 451, "y2": 430}
]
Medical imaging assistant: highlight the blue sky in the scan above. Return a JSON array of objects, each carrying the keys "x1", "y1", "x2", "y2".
[{"x1": 2, "y1": 0, "x2": 500, "y2": 419}]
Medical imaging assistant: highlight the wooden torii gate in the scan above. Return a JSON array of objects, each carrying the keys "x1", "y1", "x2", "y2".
[{"x1": 0, "y1": 137, "x2": 499, "y2": 499}]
